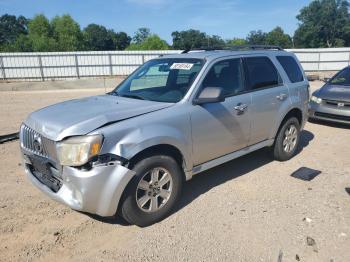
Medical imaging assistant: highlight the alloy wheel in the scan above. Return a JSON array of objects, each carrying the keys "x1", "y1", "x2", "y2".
[
  {"x1": 136, "y1": 167, "x2": 173, "y2": 212},
  {"x1": 283, "y1": 124, "x2": 298, "y2": 153}
]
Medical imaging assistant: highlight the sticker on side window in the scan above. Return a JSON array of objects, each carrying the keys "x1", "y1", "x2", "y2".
[{"x1": 170, "y1": 63, "x2": 194, "y2": 70}]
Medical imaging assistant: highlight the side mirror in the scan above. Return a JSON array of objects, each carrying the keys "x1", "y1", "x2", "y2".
[{"x1": 193, "y1": 86, "x2": 225, "y2": 105}]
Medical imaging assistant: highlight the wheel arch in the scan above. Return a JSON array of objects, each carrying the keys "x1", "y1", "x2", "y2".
[
  {"x1": 128, "y1": 144, "x2": 186, "y2": 173},
  {"x1": 117, "y1": 143, "x2": 187, "y2": 217},
  {"x1": 274, "y1": 107, "x2": 303, "y2": 138}
]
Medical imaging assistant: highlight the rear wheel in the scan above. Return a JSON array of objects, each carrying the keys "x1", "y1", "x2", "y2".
[
  {"x1": 273, "y1": 117, "x2": 300, "y2": 161},
  {"x1": 120, "y1": 155, "x2": 183, "y2": 227}
]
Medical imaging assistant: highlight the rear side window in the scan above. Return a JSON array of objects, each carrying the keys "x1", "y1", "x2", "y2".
[
  {"x1": 244, "y1": 57, "x2": 281, "y2": 90},
  {"x1": 277, "y1": 56, "x2": 304, "y2": 83}
]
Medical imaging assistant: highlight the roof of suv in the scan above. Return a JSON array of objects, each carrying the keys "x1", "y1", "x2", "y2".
[{"x1": 160, "y1": 49, "x2": 292, "y2": 62}]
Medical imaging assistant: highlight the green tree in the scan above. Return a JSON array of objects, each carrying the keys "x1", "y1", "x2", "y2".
[
  {"x1": 132, "y1": 27, "x2": 151, "y2": 44},
  {"x1": 5, "y1": 34, "x2": 32, "y2": 52},
  {"x1": 171, "y1": 29, "x2": 207, "y2": 49},
  {"x1": 127, "y1": 34, "x2": 168, "y2": 50},
  {"x1": 246, "y1": 30, "x2": 267, "y2": 45},
  {"x1": 226, "y1": 38, "x2": 247, "y2": 47},
  {"x1": 51, "y1": 14, "x2": 83, "y2": 51},
  {"x1": 207, "y1": 35, "x2": 225, "y2": 48},
  {"x1": 28, "y1": 14, "x2": 50, "y2": 37},
  {"x1": 266, "y1": 26, "x2": 293, "y2": 48},
  {"x1": 27, "y1": 14, "x2": 57, "y2": 51},
  {"x1": 294, "y1": 0, "x2": 350, "y2": 48},
  {"x1": 0, "y1": 14, "x2": 28, "y2": 46},
  {"x1": 109, "y1": 31, "x2": 131, "y2": 50},
  {"x1": 83, "y1": 24, "x2": 115, "y2": 50},
  {"x1": 1, "y1": 13, "x2": 131, "y2": 52}
]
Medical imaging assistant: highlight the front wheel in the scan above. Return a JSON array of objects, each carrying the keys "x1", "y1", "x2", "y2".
[
  {"x1": 273, "y1": 117, "x2": 300, "y2": 161},
  {"x1": 120, "y1": 155, "x2": 183, "y2": 227}
]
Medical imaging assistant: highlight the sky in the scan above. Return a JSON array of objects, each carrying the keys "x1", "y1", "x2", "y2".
[{"x1": 0, "y1": 0, "x2": 312, "y2": 43}]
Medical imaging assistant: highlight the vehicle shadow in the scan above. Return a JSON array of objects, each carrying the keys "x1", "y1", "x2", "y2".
[
  {"x1": 87, "y1": 212, "x2": 129, "y2": 225},
  {"x1": 88, "y1": 130, "x2": 314, "y2": 226},
  {"x1": 173, "y1": 129, "x2": 314, "y2": 215},
  {"x1": 308, "y1": 119, "x2": 350, "y2": 129},
  {"x1": 297, "y1": 129, "x2": 314, "y2": 153}
]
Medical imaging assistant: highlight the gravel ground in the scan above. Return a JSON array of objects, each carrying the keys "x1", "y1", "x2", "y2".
[
  {"x1": 0, "y1": 88, "x2": 111, "y2": 135},
  {"x1": 0, "y1": 80, "x2": 349, "y2": 262}
]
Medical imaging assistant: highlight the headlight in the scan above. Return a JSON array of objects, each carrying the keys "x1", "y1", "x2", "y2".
[
  {"x1": 310, "y1": 95, "x2": 322, "y2": 104},
  {"x1": 56, "y1": 135, "x2": 103, "y2": 166}
]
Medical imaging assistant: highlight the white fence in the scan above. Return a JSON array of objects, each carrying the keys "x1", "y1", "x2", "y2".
[
  {"x1": 0, "y1": 50, "x2": 179, "y2": 81},
  {"x1": 289, "y1": 48, "x2": 350, "y2": 72},
  {"x1": 1, "y1": 48, "x2": 350, "y2": 81}
]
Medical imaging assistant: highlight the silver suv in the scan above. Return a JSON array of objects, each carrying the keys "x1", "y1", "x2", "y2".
[{"x1": 20, "y1": 46, "x2": 309, "y2": 226}]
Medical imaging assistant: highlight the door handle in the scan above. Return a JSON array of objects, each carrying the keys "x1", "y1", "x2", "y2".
[
  {"x1": 234, "y1": 103, "x2": 248, "y2": 115},
  {"x1": 276, "y1": 93, "x2": 288, "y2": 101}
]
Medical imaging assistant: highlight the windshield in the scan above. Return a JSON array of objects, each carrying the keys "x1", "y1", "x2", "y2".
[
  {"x1": 330, "y1": 67, "x2": 350, "y2": 86},
  {"x1": 110, "y1": 58, "x2": 204, "y2": 103}
]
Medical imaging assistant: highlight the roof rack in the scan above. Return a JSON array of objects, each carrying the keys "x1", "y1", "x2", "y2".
[
  {"x1": 181, "y1": 47, "x2": 223, "y2": 53},
  {"x1": 230, "y1": 45, "x2": 283, "y2": 51},
  {"x1": 181, "y1": 45, "x2": 283, "y2": 53}
]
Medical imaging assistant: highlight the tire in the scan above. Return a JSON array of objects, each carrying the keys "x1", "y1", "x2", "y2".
[
  {"x1": 273, "y1": 117, "x2": 300, "y2": 161},
  {"x1": 120, "y1": 155, "x2": 183, "y2": 227}
]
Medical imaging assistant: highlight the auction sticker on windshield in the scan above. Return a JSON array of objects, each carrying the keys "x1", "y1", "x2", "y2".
[{"x1": 170, "y1": 63, "x2": 194, "y2": 70}]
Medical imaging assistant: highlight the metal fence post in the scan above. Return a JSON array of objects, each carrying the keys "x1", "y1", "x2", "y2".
[
  {"x1": 0, "y1": 56, "x2": 6, "y2": 81},
  {"x1": 348, "y1": 52, "x2": 350, "y2": 66},
  {"x1": 37, "y1": 55, "x2": 45, "y2": 81},
  {"x1": 317, "y1": 52, "x2": 321, "y2": 72},
  {"x1": 108, "y1": 54, "x2": 113, "y2": 76},
  {"x1": 74, "y1": 54, "x2": 80, "y2": 79},
  {"x1": 141, "y1": 54, "x2": 145, "y2": 65}
]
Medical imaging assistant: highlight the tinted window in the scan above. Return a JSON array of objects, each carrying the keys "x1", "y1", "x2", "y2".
[
  {"x1": 277, "y1": 56, "x2": 304, "y2": 83},
  {"x1": 202, "y1": 59, "x2": 244, "y2": 96},
  {"x1": 244, "y1": 57, "x2": 281, "y2": 90}
]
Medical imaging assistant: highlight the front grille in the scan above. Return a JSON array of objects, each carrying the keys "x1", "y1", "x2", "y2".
[
  {"x1": 323, "y1": 99, "x2": 350, "y2": 108},
  {"x1": 20, "y1": 125, "x2": 57, "y2": 160},
  {"x1": 315, "y1": 112, "x2": 350, "y2": 122}
]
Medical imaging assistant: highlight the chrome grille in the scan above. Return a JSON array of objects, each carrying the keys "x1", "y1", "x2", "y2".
[
  {"x1": 20, "y1": 125, "x2": 57, "y2": 160},
  {"x1": 324, "y1": 99, "x2": 350, "y2": 107}
]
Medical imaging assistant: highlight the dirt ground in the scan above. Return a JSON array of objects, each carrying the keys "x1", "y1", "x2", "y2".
[{"x1": 0, "y1": 81, "x2": 349, "y2": 262}]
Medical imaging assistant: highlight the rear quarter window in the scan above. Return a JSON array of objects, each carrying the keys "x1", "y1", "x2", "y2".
[
  {"x1": 276, "y1": 56, "x2": 304, "y2": 83},
  {"x1": 244, "y1": 56, "x2": 281, "y2": 90}
]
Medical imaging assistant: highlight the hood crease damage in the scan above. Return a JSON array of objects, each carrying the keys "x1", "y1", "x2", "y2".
[{"x1": 24, "y1": 95, "x2": 173, "y2": 141}]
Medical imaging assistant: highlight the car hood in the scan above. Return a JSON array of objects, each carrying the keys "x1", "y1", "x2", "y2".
[
  {"x1": 24, "y1": 95, "x2": 172, "y2": 141},
  {"x1": 315, "y1": 84, "x2": 350, "y2": 102}
]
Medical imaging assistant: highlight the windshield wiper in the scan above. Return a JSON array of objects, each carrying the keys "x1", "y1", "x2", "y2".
[
  {"x1": 107, "y1": 91, "x2": 145, "y2": 100},
  {"x1": 119, "y1": 94, "x2": 145, "y2": 100},
  {"x1": 107, "y1": 91, "x2": 119, "y2": 96}
]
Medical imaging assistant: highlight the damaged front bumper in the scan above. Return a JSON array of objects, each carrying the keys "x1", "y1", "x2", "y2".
[{"x1": 22, "y1": 152, "x2": 135, "y2": 217}]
